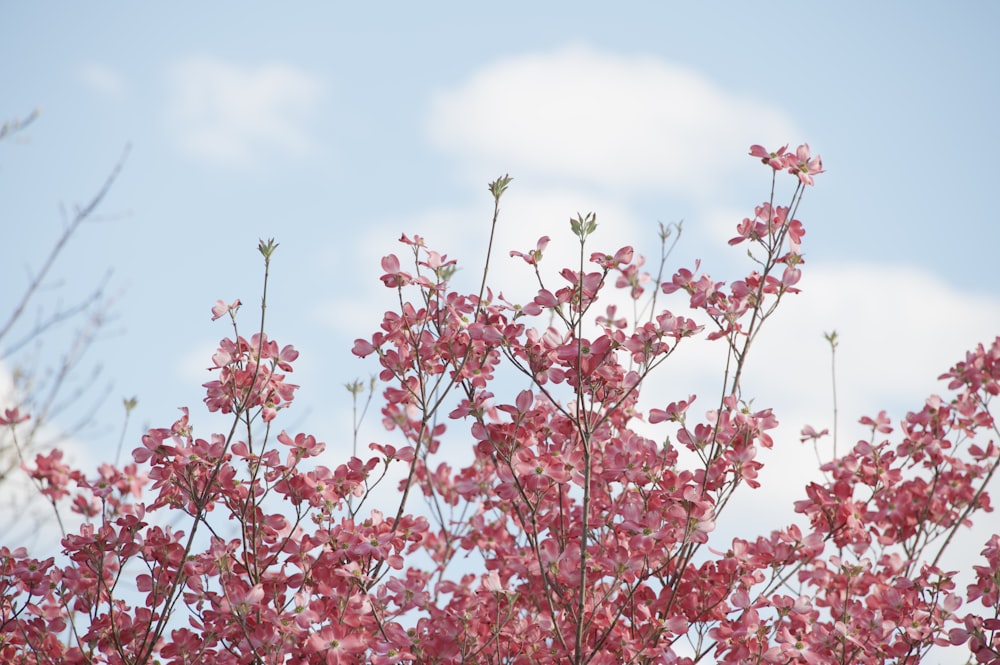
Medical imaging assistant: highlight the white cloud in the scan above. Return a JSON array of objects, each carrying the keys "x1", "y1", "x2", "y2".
[
  {"x1": 166, "y1": 56, "x2": 322, "y2": 166},
  {"x1": 427, "y1": 45, "x2": 799, "y2": 196},
  {"x1": 752, "y1": 262, "x2": 1000, "y2": 421},
  {"x1": 78, "y1": 63, "x2": 125, "y2": 97}
]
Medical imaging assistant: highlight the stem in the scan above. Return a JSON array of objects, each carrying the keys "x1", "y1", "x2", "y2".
[
  {"x1": 643, "y1": 220, "x2": 683, "y2": 325},
  {"x1": 825, "y1": 331, "x2": 840, "y2": 458},
  {"x1": 572, "y1": 226, "x2": 591, "y2": 665},
  {"x1": 254, "y1": 239, "x2": 278, "y2": 375},
  {"x1": 478, "y1": 175, "x2": 511, "y2": 316},
  {"x1": 113, "y1": 396, "x2": 137, "y2": 467}
]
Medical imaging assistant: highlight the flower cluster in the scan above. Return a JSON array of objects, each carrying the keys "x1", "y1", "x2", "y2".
[
  {"x1": 203, "y1": 332, "x2": 299, "y2": 422},
  {"x1": 749, "y1": 143, "x2": 825, "y2": 186}
]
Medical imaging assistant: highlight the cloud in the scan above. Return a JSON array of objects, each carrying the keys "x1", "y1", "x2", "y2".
[
  {"x1": 427, "y1": 45, "x2": 799, "y2": 196},
  {"x1": 751, "y1": 261, "x2": 1000, "y2": 421},
  {"x1": 166, "y1": 56, "x2": 322, "y2": 166},
  {"x1": 78, "y1": 63, "x2": 125, "y2": 97}
]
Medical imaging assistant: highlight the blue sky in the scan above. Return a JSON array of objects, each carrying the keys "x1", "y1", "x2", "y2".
[{"x1": 3, "y1": 4, "x2": 1000, "y2": 658}]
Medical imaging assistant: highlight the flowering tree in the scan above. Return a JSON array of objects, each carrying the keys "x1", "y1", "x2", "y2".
[{"x1": 1, "y1": 144, "x2": 998, "y2": 664}]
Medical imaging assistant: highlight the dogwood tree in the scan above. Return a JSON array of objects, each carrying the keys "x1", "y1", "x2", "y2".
[{"x1": 2, "y1": 144, "x2": 998, "y2": 664}]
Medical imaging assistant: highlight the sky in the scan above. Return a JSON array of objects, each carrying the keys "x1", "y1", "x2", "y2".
[{"x1": 2, "y1": 3, "x2": 1000, "y2": 660}]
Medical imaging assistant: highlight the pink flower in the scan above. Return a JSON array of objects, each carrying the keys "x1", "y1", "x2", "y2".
[
  {"x1": 398, "y1": 232, "x2": 425, "y2": 247},
  {"x1": 788, "y1": 143, "x2": 824, "y2": 185},
  {"x1": 379, "y1": 254, "x2": 414, "y2": 287},
  {"x1": 649, "y1": 395, "x2": 696, "y2": 424},
  {"x1": 307, "y1": 625, "x2": 366, "y2": 664},
  {"x1": 749, "y1": 143, "x2": 790, "y2": 170},
  {"x1": 210, "y1": 298, "x2": 241, "y2": 321},
  {"x1": 590, "y1": 245, "x2": 634, "y2": 269},
  {"x1": 786, "y1": 218, "x2": 806, "y2": 252},
  {"x1": 510, "y1": 236, "x2": 550, "y2": 265},
  {"x1": 799, "y1": 424, "x2": 830, "y2": 443},
  {"x1": 859, "y1": 409, "x2": 893, "y2": 433},
  {"x1": 0, "y1": 407, "x2": 29, "y2": 426},
  {"x1": 482, "y1": 570, "x2": 508, "y2": 593},
  {"x1": 352, "y1": 338, "x2": 377, "y2": 357}
]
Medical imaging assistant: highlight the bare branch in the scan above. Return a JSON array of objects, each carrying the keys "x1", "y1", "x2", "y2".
[
  {"x1": 0, "y1": 143, "x2": 130, "y2": 344},
  {"x1": 0, "y1": 108, "x2": 41, "y2": 143}
]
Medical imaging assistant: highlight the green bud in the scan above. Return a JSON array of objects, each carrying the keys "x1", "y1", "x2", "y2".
[
  {"x1": 258, "y1": 238, "x2": 279, "y2": 259},
  {"x1": 488, "y1": 174, "x2": 513, "y2": 201},
  {"x1": 570, "y1": 212, "x2": 598, "y2": 241}
]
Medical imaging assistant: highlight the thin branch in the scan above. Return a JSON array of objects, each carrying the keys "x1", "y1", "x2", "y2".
[
  {"x1": 0, "y1": 143, "x2": 130, "y2": 344},
  {"x1": 0, "y1": 108, "x2": 40, "y2": 143}
]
